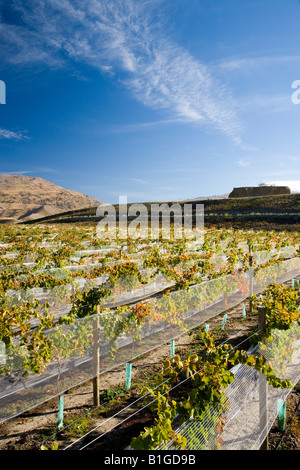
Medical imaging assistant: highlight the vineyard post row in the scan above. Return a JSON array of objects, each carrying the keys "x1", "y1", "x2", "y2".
[
  {"x1": 89, "y1": 244, "x2": 255, "y2": 409},
  {"x1": 87, "y1": 253, "x2": 294, "y2": 410},
  {"x1": 1, "y1": 252, "x2": 299, "y2": 427}
]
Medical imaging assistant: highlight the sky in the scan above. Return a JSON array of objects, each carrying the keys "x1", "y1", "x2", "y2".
[{"x1": 1, "y1": 0, "x2": 300, "y2": 204}]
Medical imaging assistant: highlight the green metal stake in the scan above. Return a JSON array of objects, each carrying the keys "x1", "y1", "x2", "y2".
[
  {"x1": 277, "y1": 398, "x2": 287, "y2": 431},
  {"x1": 292, "y1": 278, "x2": 295, "y2": 289},
  {"x1": 242, "y1": 304, "x2": 246, "y2": 318},
  {"x1": 221, "y1": 314, "x2": 227, "y2": 330},
  {"x1": 56, "y1": 395, "x2": 64, "y2": 431},
  {"x1": 170, "y1": 339, "x2": 175, "y2": 360},
  {"x1": 125, "y1": 363, "x2": 132, "y2": 390}
]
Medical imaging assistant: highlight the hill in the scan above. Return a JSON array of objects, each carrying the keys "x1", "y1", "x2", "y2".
[
  {"x1": 24, "y1": 192, "x2": 300, "y2": 231},
  {"x1": 0, "y1": 174, "x2": 103, "y2": 223}
]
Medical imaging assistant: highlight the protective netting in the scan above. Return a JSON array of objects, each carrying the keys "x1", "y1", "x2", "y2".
[
  {"x1": 0, "y1": 257, "x2": 300, "y2": 424},
  {"x1": 5, "y1": 268, "x2": 172, "y2": 325},
  {"x1": 3, "y1": 247, "x2": 298, "y2": 326},
  {"x1": 157, "y1": 322, "x2": 300, "y2": 450}
]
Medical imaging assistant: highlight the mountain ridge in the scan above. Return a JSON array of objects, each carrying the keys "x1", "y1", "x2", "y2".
[{"x1": 0, "y1": 174, "x2": 103, "y2": 223}]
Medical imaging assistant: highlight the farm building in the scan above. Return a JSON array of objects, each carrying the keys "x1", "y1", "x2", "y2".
[{"x1": 228, "y1": 186, "x2": 291, "y2": 198}]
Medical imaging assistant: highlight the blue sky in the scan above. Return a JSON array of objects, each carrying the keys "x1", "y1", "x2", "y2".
[{"x1": 1, "y1": 0, "x2": 300, "y2": 204}]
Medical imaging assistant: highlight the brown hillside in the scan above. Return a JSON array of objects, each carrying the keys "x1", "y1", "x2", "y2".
[{"x1": 0, "y1": 174, "x2": 102, "y2": 223}]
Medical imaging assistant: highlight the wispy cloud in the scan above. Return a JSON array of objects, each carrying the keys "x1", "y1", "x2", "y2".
[
  {"x1": 128, "y1": 177, "x2": 149, "y2": 184},
  {"x1": 0, "y1": 170, "x2": 41, "y2": 175},
  {"x1": 238, "y1": 93, "x2": 292, "y2": 115},
  {"x1": 97, "y1": 118, "x2": 184, "y2": 134},
  {"x1": 217, "y1": 53, "x2": 300, "y2": 73},
  {"x1": 0, "y1": 128, "x2": 30, "y2": 140},
  {"x1": 266, "y1": 180, "x2": 300, "y2": 192},
  {"x1": 1, "y1": 167, "x2": 58, "y2": 175},
  {"x1": 215, "y1": 52, "x2": 300, "y2": 116},
  {"x1": 237, "y1": 158, "x2": 251, "y2": 167},
  {"x1": 0, "y1": 0, "x2": 241, "y2": 143}
]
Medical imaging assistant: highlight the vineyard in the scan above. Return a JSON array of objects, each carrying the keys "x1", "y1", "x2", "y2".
[{"x1": 0, "y1": 223, "x2": 299, "y2": 451}]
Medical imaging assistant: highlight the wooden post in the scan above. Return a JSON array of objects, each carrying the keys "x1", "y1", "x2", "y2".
[
  {"x1": 258, "y1": 305, "x2": 267, "y2": 336},
  {"x1": 258, "y1": 306, "x2": 268, "y2": 450},
  {"x1": 93, "y1": 305, "x2": 100, "y2": 406},
  {"x1": 0, "y1": 341, "x2": 5, "y2": 366}
]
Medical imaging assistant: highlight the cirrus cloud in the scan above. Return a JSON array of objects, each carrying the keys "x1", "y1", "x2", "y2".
[
  {"x1": 0, "y1": 0, "x2": 241, "y2": 143},
  {"x1": 0, "y1": 128, "x2": 30, "y2": 140}
]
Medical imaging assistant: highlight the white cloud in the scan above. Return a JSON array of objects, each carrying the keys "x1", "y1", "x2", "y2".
[
  {"x1": 237, "y1": 158, "x2": 251, "y2": 167},
  {"x1": 238, "y1": 93, "x2": 292, "y2": 115},
  {"x1": 266, "y1": 180, "x2": 300, "y2": 192},
  {"x1": 0, "y1": 128, "x2": 30, "y2": 140},
  {"x1": 98, "y1": 118, "x2": 183, "y2": 134},
  {"x1": 217, "y1": 54, "x2": 300, "y2": 73},
  {"x1": 128, "y1": 177, "x2": 149, "y2": 184},
  {"x1": 0, "y1": 0, "x2": 241, "y2": 143},
  {"x1": 1, "y1": 167, "x2": 57, "y2": 175}
]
